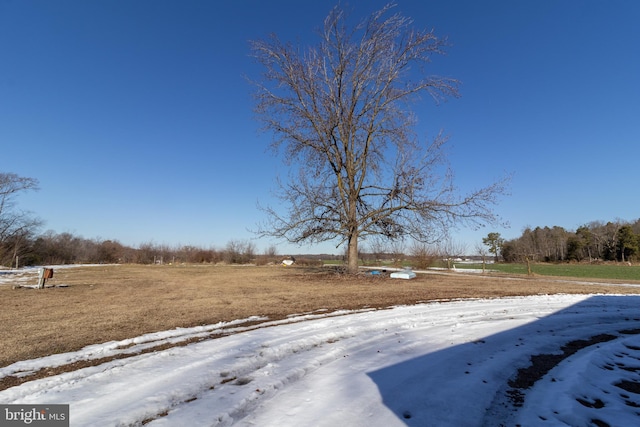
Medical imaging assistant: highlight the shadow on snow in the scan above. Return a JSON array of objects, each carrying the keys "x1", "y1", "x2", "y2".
[{"x1": 366, "y1": 295, "x2": 640, "y2": 426}]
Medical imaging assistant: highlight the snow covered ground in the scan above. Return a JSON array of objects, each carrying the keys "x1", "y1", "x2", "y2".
[
  {"x1": 2, "y1": 292, "x2": 640, "y2": 426},
  {"x1": 0, "y1": 264, "x2": 112, "y2": 288}
]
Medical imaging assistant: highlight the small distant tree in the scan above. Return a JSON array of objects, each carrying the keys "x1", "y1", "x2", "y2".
[
  {"x1": 256, "y1": 244, "x2": 279, "y2": 266},
  {"x1": 97, "y1": 240, "x2": 125, "y2": 263},
  {"x1": 482, "y1": 232, "x2": 504, "y2": 262},
  {"x1": 224, "y1": 240, "x2": 242, "y2": 264},
  {"x1": 410, "y1": 241, "x2": 437, "y2": 270},
  {"x1": 135, "y1": 242, "x2": 158, "y2": 264},
  {"x1": 475, "y1": 242, "x2": 488, "y2": 272},
  {"x1": 264, "y1": 244, "x2": 278, "y2": 258},
  {"x1": 224, "y1": 240, "x2": 256, "y2": 264},
  {"x1": 566, "y1": 235, "x2": 585, "y2": 262},
  {"x1": 0, "y1": 173, "x2": 42, "y2": 266},
  {"x1": 575, "y1": 225, "x2": 594, "y2": 262},
  {"x1": 600, "y1": 221, "x2": 621, "y2": 261},
  {"x1": 438, "y1": 238, "x2": 466, "y2": 269},
  {"x1": 243, "y1": 241, "x2": 256, "y2": 263},
  {"x1": 617, "y1": 225, "x2": 638, "y2": 263}
]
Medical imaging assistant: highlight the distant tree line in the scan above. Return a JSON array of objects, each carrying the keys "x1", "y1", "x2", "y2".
[
  {"x1": 1, "y1": 230, "x2": 271, "y2": 267},
  {"x1": 5, "y1": 172, "x2": 637, "y2": 267},
  {"x1": 1, "y1": 172, "x2": 287, "y2": 267},
  {"x1": 0, "y1": 230, "x2": 349, "y2": 268},
  {"x1": 498, "y1": 219, "x2": 640, "y2": 263}
]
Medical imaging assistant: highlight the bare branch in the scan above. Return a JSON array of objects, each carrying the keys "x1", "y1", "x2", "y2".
[
  {"x1": 0, "y1": 173, "x2": 42, "y2": 265},
  {"x1": 250, "y1": 4, "x2": 509, "y2": 272}
]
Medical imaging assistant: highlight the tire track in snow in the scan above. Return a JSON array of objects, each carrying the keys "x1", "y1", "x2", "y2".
[{"x1": 2, "y1": 295, "x2": 640, "y2": 426}]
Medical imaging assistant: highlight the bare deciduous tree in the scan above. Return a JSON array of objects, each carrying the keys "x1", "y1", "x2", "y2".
[
  {"x1": 224, "y1": 239, "x2": 256, "y2": 264},
  {"x1": 410, "y1": 241, "x2": 438, "y2": 270},
  {"x1": 475, "y1": 242, "x2": 489, "y2": 273},
  {"x1": 0, "y1": 172, "x2": 42, "y2": 266},
  {"x1": 438, "y1": 238, "x2": 467, "y2": 270},
  {"x1": 251, "y1": 4, "x2": 509, "y2": 273}
]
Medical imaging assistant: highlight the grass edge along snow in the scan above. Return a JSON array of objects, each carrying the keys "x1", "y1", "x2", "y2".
[{"x1": 3, "y1": 294, "x2": 640, "y2": 427}]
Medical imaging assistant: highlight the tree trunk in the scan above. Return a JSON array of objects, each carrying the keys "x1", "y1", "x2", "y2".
[{"x1": 347, "y1": 233, "x2": 359, "y2": 274}]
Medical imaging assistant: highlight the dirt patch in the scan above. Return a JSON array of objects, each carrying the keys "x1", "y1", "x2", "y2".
[
  {"x1": 507, "y1": 334, "x2": 618, "y2": 406},
  {"x1": 616, "y1": 380, "x2": 640, "y2": 395}
]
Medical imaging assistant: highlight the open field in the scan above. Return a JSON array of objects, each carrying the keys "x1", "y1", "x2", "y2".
[
  {"x1": 326, "y1": 260, "x2": 640, "y2": 281},
  {"x1": 2, "y1": 264, "x2": 640, "y2": 370},
  {"x1": 456, "y1": 262, "x2": 640, "y2": 280}
]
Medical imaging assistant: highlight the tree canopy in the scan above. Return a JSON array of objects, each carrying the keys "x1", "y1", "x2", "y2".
[
  {"x1": 251, "y1": 3, "x2": 509, "y2": 273},
  {"x1": 501, "y1": 219, "x2": 640, "y2": 263},
  {"x1": 482, "y1": 232, "x2": 505, "y2": 262}
]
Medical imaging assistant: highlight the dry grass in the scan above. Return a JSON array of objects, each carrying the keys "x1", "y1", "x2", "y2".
[{"x1": 2, "y1": 264, "x2": 640, "y2": 369}]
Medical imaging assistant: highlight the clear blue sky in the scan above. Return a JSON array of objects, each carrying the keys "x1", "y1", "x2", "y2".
[{"x1": 2, "y1": 0, "x2": 639, "y2": 255}]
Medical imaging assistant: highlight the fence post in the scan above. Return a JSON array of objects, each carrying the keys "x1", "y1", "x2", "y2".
[{"x1": 38, "y1": 268, "x2": 45, "y2": 289}]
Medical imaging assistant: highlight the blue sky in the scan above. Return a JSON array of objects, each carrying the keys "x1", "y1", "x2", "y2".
[{"x1": 1, "y1": 0, "x2": 639, "y2": 255}]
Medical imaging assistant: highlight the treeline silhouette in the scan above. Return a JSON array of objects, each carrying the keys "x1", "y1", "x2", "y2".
[
  {"x1": 4, "y1": 220, "x2": 638, "y2": 268},
  {"x1": 501, "y1": 219, "x2": 640, "y2": 263},
  {"x1": 1, "y1": 230, "x2": 343, "y2": 267},
  {"x1": 2, "y1": 231, "x2": 241, "y2": 266}
]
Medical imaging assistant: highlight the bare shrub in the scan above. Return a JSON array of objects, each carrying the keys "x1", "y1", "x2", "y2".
[
  {"x1": 256, "y1": 245, "x2": 280, "y2": 266},
  {"x1": 179, "y1": 246, "x2": 221, "y2": 264},
  {"x1": 294, "y1": 258, "x2": 324, "y2": 267},
  {"x1": 224, "y1": 240, "x2": 256, "y2": 264},
  {"x1": 410, "y1": 242, "x2": 438, "y2": 270}
]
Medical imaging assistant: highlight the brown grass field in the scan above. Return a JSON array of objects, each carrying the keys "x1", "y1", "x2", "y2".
[{"x1": 2, "y1": 264, "x2": 640, "y2": 371}]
